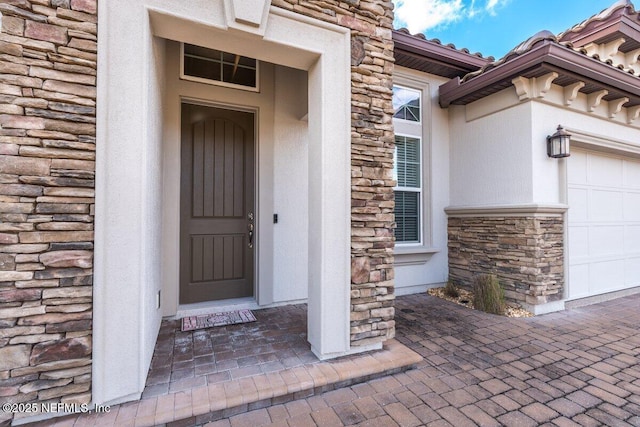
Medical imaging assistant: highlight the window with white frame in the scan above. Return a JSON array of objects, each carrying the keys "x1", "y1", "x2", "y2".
[{"x1": 392, "y1": 85, "x2": 423, "y2": 244}]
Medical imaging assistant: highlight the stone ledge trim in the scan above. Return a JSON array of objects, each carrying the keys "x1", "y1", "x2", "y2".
[{"x1": 445, "y1": 204, "x2": 569, "y2": 217}]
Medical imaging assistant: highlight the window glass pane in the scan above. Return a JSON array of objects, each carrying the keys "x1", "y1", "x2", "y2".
[
  {"x1": 222, "y1": 51, "x2": 237, "y2": 63},
  {"x1": 395, "y1": 136, "x2": 420, "y2": 188},
  {"x1": 222, "y1": 64, "x2": 257, "y2": 87},
  {"x1": 394, "y1": 191, "x2": 419, "y2": 242},
  {"x1": 185, "y1": 44, "x2": 222, "y2": 60},
  {"x1": 184, "y1": 56, "x2": 221, "y2": 82},
  {"x1": 183, "y1": 44, "x2": 257, "y2": 89},
  {"x1": 238, "y1": 56, "x2": 257, "y2": 68},
  {"x1": 393, "y1": 86, "x2": 420, "y2": 122}
]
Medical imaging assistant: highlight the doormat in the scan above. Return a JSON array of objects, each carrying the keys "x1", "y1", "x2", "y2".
[{"x1": 181, "y1": 309, "x2": 256, "y2": 332}]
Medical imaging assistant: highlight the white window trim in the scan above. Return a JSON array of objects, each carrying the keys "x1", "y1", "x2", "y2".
[
  {"x1": 392, "y1": 74, "x2": 434, "y2": 257},
  {"x1": 180, "y1": 43, "x2": 261, "y2": 93}
]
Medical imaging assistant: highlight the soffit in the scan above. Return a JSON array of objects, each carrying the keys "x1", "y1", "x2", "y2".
[{"x1": 393, "y1": 29, "x2": 490, "y2": 79}]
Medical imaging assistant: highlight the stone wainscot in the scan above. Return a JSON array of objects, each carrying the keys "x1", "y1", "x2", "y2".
[{"x1": 447, "y1": 210, "x2": 565, "y2": 308}]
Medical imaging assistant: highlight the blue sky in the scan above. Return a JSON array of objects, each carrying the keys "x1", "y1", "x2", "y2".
[{"x1": 393, "y1": 0, "x2": 619, "y2": 59}]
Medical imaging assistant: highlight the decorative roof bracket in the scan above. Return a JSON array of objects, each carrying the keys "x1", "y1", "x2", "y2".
[
  {"x1": 564, "y1": 81, "x2": 585, "y2": 106},
  {"x1": 534, "y1": 72, "x2": 558, "y2": 98},
  {"x1": 603, "y1": 38, "x2": 626, "y2": 59},
  {"x1": 609, "y1": 97, "x2": 630, "y2": 118},
  {"x1": 587, "y1": 89, "x2": 609, "y2": 112},
  {"x1": 512, "y1": 76, "x2": 532, "y2": 101},
  {"x1": 627, "y1": 105, "x2": 640, "y2": 124},
  {"x1": 626, "y1": 48, "x2": 640, "y2": 68}
]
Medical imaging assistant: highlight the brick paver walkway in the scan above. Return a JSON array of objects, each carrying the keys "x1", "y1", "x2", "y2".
[
  {"x1": 144, "y1": 304, "x2": 315, "y2": 399},
  {"x1": 208, "y1": 293, "x2": 640, "y2": 426}
]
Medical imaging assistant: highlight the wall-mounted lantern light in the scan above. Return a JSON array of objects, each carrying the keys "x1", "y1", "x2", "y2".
[{"x1": 547, "y1": 125, "x2": 571, "y2": 158}]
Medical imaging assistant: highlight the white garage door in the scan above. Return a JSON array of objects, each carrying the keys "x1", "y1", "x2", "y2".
[{"x1": 568, "y1": 149, "x2": 640, "y2": 300}]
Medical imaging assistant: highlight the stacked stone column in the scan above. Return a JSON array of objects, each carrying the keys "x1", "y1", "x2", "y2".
[
  {"x1": 272, "y1": 0, "x2": 396, "y2": 346},
  {"x1": 0, "y1": 0, "x2": 96, "y2": 422}
]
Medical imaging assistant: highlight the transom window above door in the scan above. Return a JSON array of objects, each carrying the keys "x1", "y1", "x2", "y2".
[{"x1": 181, "y1": 43, "x2": 259, "y2": 91}]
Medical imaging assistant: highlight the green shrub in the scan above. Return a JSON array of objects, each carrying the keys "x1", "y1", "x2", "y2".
[
  {"x1": 443, "y1": 279, "x2": 460, "y2": 298},
  {"x1": 473, "y1": 274, "x2": 505, "y2": 315}
]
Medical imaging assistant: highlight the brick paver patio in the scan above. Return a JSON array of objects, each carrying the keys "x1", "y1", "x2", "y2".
[
  {"x1": 31, "y1": 292, "x2": 640, "y2": 426},
  {"x1": 210, "y1": 292, "x2": 640, "y2": 426}
]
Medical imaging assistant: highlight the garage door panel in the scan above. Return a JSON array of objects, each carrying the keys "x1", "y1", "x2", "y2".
[
  {"x1": 624, "y1": 192, "x2": 640, "y2": 221},
  {"x1": 589, "y1": 154, "x2": 623, "y2": 187},
  {"x1": 625, "y1": 226, "x2": 640, "y2": 253},
  {"x1": 590, "y1": 190, "x2": 623, "y2": 221},
  {"x1": 568, "y1": 188, "x2": 588, "y2": 223},
  {"x1": 624, "y1": 160, "x2": 640, "y2": 188},
  {"x1": 590, "y1": 259, "x2": 625, "y2": 294},
  {"x1": 625, "y1": 257, "x2": 640, "y2": 287},
  {"x1": 568, "y1": 226, "x2": 589, "y2": 259},
  {"x1": 589, "y1": 226, "x2": 624, "y2": 258},
  {"x1": 568, "y1": 150, "x2": 588, "y2": 185},
  {"x1": 569, "y1": 149, "x2": 640, "y2": 300},
  {"x1": 569, "y1": 264, "x2": 589, "y2": 299}
]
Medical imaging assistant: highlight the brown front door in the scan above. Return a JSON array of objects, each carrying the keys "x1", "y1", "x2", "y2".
[{"x1": 180, "y1": 103, "x2": 255, "y2": 304}]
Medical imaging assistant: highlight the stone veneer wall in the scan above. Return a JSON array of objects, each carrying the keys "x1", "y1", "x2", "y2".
[
  {"x1": 448, "y1": 216, "x2": 564, "y2": 306},
  {"x1": 272, "y1": 0, "x2": 396, "y2": 346},
  {"x1": 0, "y1": 0, "x2": 96, "y2": 423}
]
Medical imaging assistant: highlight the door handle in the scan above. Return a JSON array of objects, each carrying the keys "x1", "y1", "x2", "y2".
[{"x1": 247, "y1": 214, "x2": 254, "y2": 248}]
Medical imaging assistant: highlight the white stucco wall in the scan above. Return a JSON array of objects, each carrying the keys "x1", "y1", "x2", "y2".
[
  {"x1": 96, "y1": 0, "x2": 351, "y2": 406},
  {"x1": 449, "y1": 91, "x2": 534, "y2": 207},
  {"x1": 450, "y1": 84, "x2": 640, "y2": 209},
  {"x1": 393, "y1": 68, "x2": 450, "y2": 293},
  {"x1": 94, "y1": 2, "x2": 166, "y2": 405},
  {"x1": 273, "y1": 66, "x2": 309, "y2": 303}
]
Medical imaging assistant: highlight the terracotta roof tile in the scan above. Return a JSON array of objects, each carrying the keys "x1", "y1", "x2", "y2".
[
  {"x1": 557, "y1": 0, "x2": 636, "y2": 42},
  {"x1": 461, "y1": 30, "x2": 559, "y2": 82}
]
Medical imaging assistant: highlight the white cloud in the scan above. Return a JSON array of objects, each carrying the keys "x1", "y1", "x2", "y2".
[
  {"x1": 393, "y1": 0, "x2": 510, "y2": 34},
  {"x1": 393, "y1": 0, "x2": 464, "y2": 34},
  {"x1": 485, "y1": 0, "x2": 509, "y2": 15}
]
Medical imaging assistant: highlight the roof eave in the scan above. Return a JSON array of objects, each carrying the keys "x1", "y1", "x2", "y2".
[
  {"x1": 562, "y1": 16, "x2": 640, "y2": 48},
  {"x1": 439, "y1": 42, "x2": 553, "y2": 107},
  {"x1": 392, "y1": 30, "x2": 489, "y2": 75},
  {"x1": 439, "y1": 42, "x2": 640, "y2": 108}
]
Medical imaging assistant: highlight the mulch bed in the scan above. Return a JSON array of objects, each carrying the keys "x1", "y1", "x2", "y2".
[{"x1": 427, "y1": 287, "x2": 533, "y2": 317}]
